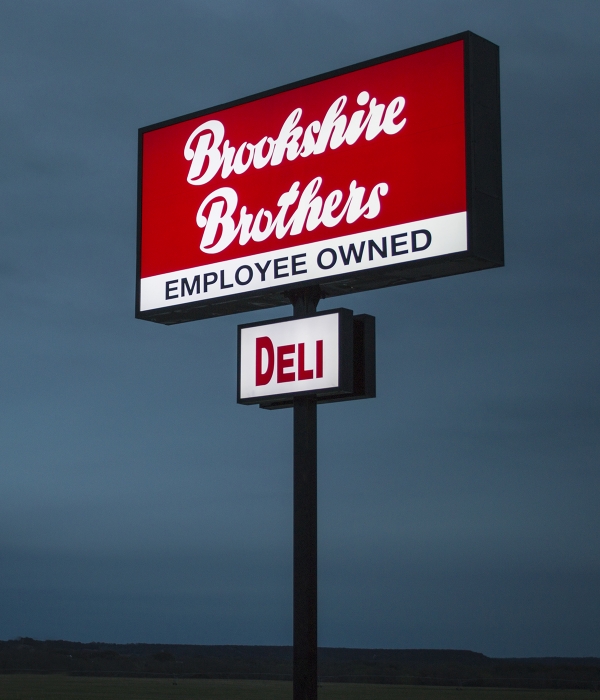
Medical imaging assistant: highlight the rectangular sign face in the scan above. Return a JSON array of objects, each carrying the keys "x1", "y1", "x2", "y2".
[
  {"x1": 137, "y1": 32, "x2": 502, "y2": 324},
  {"x1": 238, "y1": 310, "x2": 353, "y2": 403}
]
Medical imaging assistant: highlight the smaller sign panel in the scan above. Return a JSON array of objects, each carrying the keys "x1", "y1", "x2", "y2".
[
  {"x1": 238, "y1": 309, "x2": 353, "y2": 404},
  {"x1": 259, "y1": 313, "x2": 376, "y2": 409}
]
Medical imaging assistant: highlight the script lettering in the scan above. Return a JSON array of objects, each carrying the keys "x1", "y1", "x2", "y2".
[
  {"x1": 184, "y1": 92, "x2": 406, "y2": 186},
  {"x1": 196, "y1": 178, "x2": 389, "y2": 254}
]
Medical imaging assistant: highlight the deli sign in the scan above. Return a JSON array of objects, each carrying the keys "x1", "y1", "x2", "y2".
[
  {"x1": 238, "y1": 310, "x2": 354, "y2": 404},
  {"x1": 136, "y1": 32, "x2": 502, "y2": 324}
]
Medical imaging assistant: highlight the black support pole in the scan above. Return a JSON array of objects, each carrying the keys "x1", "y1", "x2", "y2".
[{"x1": 291, "y1": 289, "x2": 319, "y2": 700}]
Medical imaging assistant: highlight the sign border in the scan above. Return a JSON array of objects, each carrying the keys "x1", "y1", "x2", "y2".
[
  {"x1": 237, "y1": 308, "x2": 354, "y2": 405},
  {"x1": 136, "y1": 30, "x2": 502, "y2": 325}
]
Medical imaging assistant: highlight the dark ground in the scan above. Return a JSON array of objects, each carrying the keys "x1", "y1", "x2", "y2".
[{"x1": 1, "y1": 639, "x2": 599, "y2": 690}]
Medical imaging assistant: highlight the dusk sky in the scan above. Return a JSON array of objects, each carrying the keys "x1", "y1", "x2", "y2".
[{"x1": 0, "y1": 0, "x2": 599, "y2": 658}]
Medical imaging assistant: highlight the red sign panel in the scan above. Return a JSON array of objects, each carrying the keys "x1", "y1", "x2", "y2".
[{"x1": 136, "y1": 32, "x2": 502, "y2": 323}]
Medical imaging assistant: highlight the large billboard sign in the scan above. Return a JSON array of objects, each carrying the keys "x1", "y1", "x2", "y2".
[{"x1": 136, "y1": 31, "x2": 502, "y2": 324}]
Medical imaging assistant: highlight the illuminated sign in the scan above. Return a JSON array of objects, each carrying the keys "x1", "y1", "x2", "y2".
[
  {"x1": 238, "y1": 310, "x2": 353, "y2": 404},
  {"x1": 137, "y1": 31, "x2": 502, "y2": 324}
]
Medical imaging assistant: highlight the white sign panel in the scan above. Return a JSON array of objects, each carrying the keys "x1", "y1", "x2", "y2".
[{"x1": 238, "y1": 310, "x2": 353, "y2": 403}]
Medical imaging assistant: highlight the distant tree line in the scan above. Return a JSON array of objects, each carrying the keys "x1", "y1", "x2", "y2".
[{"x1": 1, "y1": 639, "x2": 599, "y2": 690}]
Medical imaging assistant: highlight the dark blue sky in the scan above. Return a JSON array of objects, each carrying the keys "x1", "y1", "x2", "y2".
[{"x1": 0, "y1": 0, "x2": 599, "y2": 657}]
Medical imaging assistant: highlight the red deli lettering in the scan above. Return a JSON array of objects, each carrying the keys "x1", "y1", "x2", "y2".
[{"x1": 256, "y1": 337, "x2": 324, "y2": 386}]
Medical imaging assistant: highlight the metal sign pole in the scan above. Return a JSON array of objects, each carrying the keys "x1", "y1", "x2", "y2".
[{"x1": 291, "y1": 290, "x2": 319, "y2": 700}]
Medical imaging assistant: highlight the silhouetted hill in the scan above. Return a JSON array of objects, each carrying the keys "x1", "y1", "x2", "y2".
[{"x1": 1, "y1": 638, "x2": 599, "y2": 690}]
